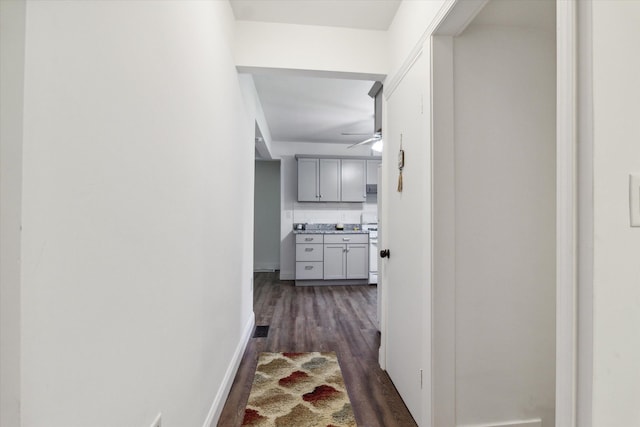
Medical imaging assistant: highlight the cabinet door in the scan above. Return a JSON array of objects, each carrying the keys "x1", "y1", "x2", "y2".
[
  {"x1": 298, "y1": 158, "x2": 319, "y2": 202},
  {"x1": 341, "y1": 159, "x2": 366, "y2": 202},
  {"x1": 346, "y1": 243, "x2": 368, "y2": 279},
  {"x1": 366, "y1": 159, "x2": 382, "y2": 185},
  {"x1": 323, "y1": 244, "x2": 346, "y2": 279},
  {"x1": 319, "y1": 159, "x2": 341, "y2": 202}
]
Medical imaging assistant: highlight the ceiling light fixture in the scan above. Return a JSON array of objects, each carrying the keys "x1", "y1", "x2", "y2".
[{"x1": 371, "y1": 138, "x2": 383, "y2": 153}]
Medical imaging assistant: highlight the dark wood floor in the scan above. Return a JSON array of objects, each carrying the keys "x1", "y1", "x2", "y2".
[{"x1": 217, "y1": 272, "x2": 417, "y2": 427}]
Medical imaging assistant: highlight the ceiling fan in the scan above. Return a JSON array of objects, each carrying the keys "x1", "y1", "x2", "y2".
[{"x1": 347, "y1": 131, "x2": 383, "y2": 152}]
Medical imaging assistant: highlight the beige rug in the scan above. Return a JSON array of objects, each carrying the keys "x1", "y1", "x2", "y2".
[{"x1": 241, "y1": 352, "x2": 357, "y2": 427}]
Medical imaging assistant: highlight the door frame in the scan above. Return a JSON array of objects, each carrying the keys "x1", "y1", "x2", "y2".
[{"x1": 429, "y1": 0, "x2": 583, "y2": 425}]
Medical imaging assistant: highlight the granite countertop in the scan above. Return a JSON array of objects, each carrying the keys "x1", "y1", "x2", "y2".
[{"x1": 292, "y1": 223, "x2": 369, "y2": 234}]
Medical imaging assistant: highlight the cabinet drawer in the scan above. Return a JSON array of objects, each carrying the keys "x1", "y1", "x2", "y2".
[
  {"x1": 296, "y1": 234, "x2": 324, "y2": 244},
  {"x1": 296, "y1": 244, "x2": 323, "y2": 261},
  {"x1": 324, "y1": 234, "x2": 368, "y2": 244},
  {"x1": 296, "y1": 262, "x2": 324, "y2": 280}
]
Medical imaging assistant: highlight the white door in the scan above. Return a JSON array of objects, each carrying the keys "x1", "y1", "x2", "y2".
[{"x1": 382, "y1": 51, "x2": 431, "y2": 425}]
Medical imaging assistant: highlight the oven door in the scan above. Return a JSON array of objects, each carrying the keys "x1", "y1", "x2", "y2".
[{"x1": 369, "y1": 235, "x2": 378, "y2": 283}]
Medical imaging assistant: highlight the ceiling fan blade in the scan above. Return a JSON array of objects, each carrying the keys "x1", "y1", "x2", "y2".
[{"x1": 347, "y1": 134, "x2": 381, "y2": 149}]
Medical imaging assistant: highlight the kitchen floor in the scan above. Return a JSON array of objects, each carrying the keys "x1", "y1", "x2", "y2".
[{"x1": 217, "y1": 272, "x2": 417, "y2": 427}]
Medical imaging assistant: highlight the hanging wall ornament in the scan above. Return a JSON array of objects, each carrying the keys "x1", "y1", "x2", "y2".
[{"x1": 397, "y1": 134, "x2": 404, "y2": 192}]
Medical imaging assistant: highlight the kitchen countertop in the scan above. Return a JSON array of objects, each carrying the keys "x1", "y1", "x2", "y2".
[
  {"x1": 293, "y1": 223, "x2": 369, "y2": 234},
  {"x1": 293, "y1": 229, "x2": 369, "y2": 234}
]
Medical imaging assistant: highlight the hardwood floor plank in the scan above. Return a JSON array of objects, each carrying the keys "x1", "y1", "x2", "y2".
[{"x1": 216, "y1": 272, "x2": 417, "y2": 427}]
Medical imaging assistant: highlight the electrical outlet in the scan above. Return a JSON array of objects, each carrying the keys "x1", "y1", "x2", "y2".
[
  {"x1": 630, "y1": 174, "x2": 640, "y2": 227},
  {"x1": 150, "y1": 413, "x2": 161, "y2": 427}
]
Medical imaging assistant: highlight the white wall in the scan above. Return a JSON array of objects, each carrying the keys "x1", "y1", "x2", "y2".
[
  {"x1": 591, "y1": 2, "x2": 640, "y2": 425},
  {"x1": 19, "y1": 1, "x2": 254, "y2": 426},
  {"x1": 238, "y1": 74, "x2": 274, "y2": 159},
  {"x1": 387, "y1": 0, "x2": 447, "y2": 81},
  {"x1": 0, "y1": 1, "x2": 26, "y2": 426},
  {"x1": 235, "y1": 21, "x2": 387, "y2": 79},
  {"x1": 273, "y1": 141, "x2": 376, "y2": 280},
  {"x1": 254, "y1": 161, "x2": 281, "y2": 271},
  {"x1": 453, "y1": 2, "x2": 556, "y2": 425}
]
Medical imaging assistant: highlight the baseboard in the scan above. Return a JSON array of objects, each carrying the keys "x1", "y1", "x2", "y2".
[
  {"x1": 459, "y1": 420, "x2": 541, "y2": 427},
  {"x1": 279, "y1": 271, "x2": 294, "y2": 280},
  {"x1": 202, "y1": 313, "x2": 255, "y2": 427},
  {"x1": 253, "y1": 263, "x2": 279, "y2": 272}
]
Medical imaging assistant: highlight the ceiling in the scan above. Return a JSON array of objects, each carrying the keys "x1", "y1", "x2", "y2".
[
  {"x1": 229, "y1": 0, "x2": 402, "y2": 31},
  {"x1": 230, "y1": 0, "x2": 400, "y2": 150},
  {"x1": 253, "y1": 74, "x2": 376, "y2": 144}
]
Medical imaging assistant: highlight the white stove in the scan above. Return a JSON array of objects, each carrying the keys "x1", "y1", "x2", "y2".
[{"x1": 361, "y1": 222, "x2": 378, "y2": 284}]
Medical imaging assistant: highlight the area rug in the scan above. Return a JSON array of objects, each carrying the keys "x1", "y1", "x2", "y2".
[{"x1": 241, "y1": 352, "x2": 357, "y2": 427}]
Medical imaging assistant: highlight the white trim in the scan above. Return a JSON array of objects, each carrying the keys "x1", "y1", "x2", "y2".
[
  {"x1": 202, "y1": 313, "x2": 255, "y2": 427},
  {"x1": 384, "y1": 0, "x2": 456, "y2": 100},
  {"x1": 458, "y1": 419, "x2": 541, "y2": 427},
  {"x1": 433, "y1": 0, "x2": 489, "y2": 37},
  {"x1": 576, "y1": 1, "x2": 594, "y2": 425},
  {"x1": 430, "y1": 33, "x2": 457, "y2": 427},
  {"x1": 556, "y1": 1, "x2": 578, "y2": 427}
]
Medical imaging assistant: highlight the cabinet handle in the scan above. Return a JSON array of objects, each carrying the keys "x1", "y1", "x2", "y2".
[
  {"x1": 305, "y1": 265, "x2": 313, "y2": 270},
  {"x1": 343, "y1": 238, "x2": 351, "y2": 241},
  {"x1": 305, "y1": 237, "x2": 313, "y2": 241},
  {"x1": 305, "y1": 248, "x2": 313, "y2": 252}
]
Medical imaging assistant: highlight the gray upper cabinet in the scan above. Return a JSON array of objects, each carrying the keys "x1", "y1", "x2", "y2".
[
  {"x1": 298, "y1": 158, "x2": 341, "y2": 202},
  {"x1": 366, "y1": 159, "x2": 382, "y2": 185},
  {"x1": 298, "y1": 158, "x2": 319, "y2": 202},
  {"x1": 319, "y1": 159, "x2": 341, "y2": 202},
  {"x1": 341, "y1": 159, "x2": 366, "y2": 202},
  {"x1": 297, "y1": 156, "x2": 377, "y2": 203}
]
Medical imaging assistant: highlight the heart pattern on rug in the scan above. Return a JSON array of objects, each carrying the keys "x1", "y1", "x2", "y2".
[{"x1": 242, "y1": 352, "x2": 356, "y2": 427}]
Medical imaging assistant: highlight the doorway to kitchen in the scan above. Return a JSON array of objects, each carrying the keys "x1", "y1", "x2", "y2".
[{"x1": 253, "y1": 158, "x2": 281, "y2": 272}]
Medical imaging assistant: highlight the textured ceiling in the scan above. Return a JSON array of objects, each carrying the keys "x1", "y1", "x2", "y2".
[{"x1": 253, "y1": 74, "x2": 375, "y2": 144}]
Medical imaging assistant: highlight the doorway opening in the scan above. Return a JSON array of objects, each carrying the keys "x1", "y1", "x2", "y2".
[
  {"x1": 253, "y1": 155, "x2": 281, "y2": 273},
  {"x1": 432, "y1": 1, "x2": 557, "y2": 426}
]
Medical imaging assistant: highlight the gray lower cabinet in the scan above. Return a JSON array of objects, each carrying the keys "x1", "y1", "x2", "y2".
[
  {"x1": 323, "y1": 244, "x2": 346, "y2": 280},
  {"x1": 295, "y1": 234, "x2": 323, "y2": 280},
  {"x1": 323, "y1": 234, "x2": 369, "y2": 280}
]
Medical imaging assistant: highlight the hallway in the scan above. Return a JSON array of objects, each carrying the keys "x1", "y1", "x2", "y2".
[{"x1": 217, "y1": 273, "x2": 417, "y2": 426}]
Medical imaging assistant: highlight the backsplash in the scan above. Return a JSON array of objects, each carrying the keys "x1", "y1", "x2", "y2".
[{"x1": 292, "y1": 197, "x2": 377, "y2": 224}]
